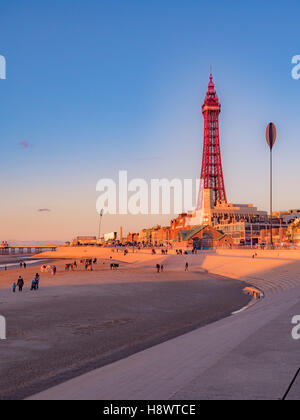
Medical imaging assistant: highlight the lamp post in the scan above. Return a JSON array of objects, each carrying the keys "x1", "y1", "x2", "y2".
[
  {"x1": 98, "y1": 208, "x2": 103, "y2": 243},
  {"x1": 266, "y1": 122, "x2": 277, "y2": 248},
  {"x1": 280, "y1": 216, "x2": 282, "y2": 248}
]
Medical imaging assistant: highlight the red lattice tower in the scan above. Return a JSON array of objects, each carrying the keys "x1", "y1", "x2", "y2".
[{"x1": 200, "y1": 73, "x2": 227, "y2": 205}]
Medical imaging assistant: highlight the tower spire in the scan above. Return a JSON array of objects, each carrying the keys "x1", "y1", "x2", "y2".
[{"x1": 200, "y1": 74, "x2": 227, "y2": 205}]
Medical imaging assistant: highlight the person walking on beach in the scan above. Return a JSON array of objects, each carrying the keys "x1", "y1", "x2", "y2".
[
  {"x1": 160, "y1": 264, "x2": 164, "y2": 272},
  {"x1": 156, "y1": 263, "x2": 160, "y2": 273},
  {"x1": 17, "y1": 276, "x2": 24, "y2": 292},
  {"x1": 19, "y1": 262, "x2": 23, "y2": 268},
  {"x1": 31, "y1": 278, "x2": 37, "y2": 290},
  {"x1": 34, "y1": 273, "x2": 40, "y2": 289},
  {"x1": 23, "y1": 262, "x2": 26, "y2": 269},
  {"x1": 185, "y1": 262, "x2": 189, "y2": 272},
  {"x1": 12, "y1": 282, "x2": 16, "y2": 293}
]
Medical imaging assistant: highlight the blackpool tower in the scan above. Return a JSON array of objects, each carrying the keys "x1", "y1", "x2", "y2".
[{"x1": 200, "y1": 74, "x2": 227, "y2": 205}]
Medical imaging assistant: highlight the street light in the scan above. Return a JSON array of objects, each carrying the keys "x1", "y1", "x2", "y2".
[{"x1": 98, "y1": 208, "x2": 104, "y2": 242}]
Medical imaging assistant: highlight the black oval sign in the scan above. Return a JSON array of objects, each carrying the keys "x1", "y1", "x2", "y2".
[{"x1": 266, "y1": 122, "x2": 277, "y2": 150}]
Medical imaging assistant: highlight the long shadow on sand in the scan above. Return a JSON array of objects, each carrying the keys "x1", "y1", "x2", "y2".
[{"x1": 0, "y1": 270, "x2": 249, "y2": 400}]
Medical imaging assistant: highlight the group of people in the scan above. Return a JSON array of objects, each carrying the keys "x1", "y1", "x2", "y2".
[
  {"x1": 155, "y1": 262, "x2": 189, "y2": 272},
  {"x1": 13, "y1": 273, "x2": 40, "y2": 292},
  {"x1": 83, "y1": 258, "x2": 97, "y2": 270},
  {"x1": 30, "y1": 273, "x2": 40, "y2": 290},
  {"x1": 156, "y1": 263, "x2": 164, "y2": 273},
  {"x1": 65, "y1": 261, "x2": 77, "y2": 271},
  {"x1": 152, "y1": 249, "x2": 168, "y2": 255},
  {"x1": 176, "y1": 249, "x2": 188, "y2": 255},
  {"x1": 64, "y1": 258, "x2": 99, "y2": 272},
  {"x1": 19, "y1": 261, "x2": 27, "y2": 269}
]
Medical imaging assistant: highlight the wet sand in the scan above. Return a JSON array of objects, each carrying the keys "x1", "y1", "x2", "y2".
[
  {"x1": 0, "y1": 258, "x2": 251, "y2": 400},
  {"x1": 0, "y1": 254, "x2": 36, "y2": 266}
]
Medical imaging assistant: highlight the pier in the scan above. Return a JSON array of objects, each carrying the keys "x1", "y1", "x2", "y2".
[{"x1": 0, "y1": 245, "x2": 58, "y2": 255}]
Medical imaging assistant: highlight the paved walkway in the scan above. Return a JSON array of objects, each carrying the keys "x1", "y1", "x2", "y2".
[{"x1": 28, "y1": 252, "x2": 300, "y2": 400}]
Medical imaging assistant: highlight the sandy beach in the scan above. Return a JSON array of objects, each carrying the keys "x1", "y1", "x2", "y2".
[
  {"x1": 0, "y1": 251, "x2": 251, "y2": 400},
  {"x1": 2, "y1": 247, "x2": 300, "y2": 400}
]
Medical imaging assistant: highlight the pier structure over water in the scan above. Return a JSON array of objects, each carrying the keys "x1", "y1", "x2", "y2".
[{"x1": 0, "y1": 245, "x2": 58, "y2": 255}]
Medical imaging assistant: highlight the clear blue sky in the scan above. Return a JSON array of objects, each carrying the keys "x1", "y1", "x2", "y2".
[{"x1": 0, "y1": 0, "x2": 299, "y2": 241}]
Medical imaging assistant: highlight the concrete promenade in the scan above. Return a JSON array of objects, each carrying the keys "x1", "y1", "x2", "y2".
[{"x1": 29, "y1": 249, "x2": 300, "y2": 400}]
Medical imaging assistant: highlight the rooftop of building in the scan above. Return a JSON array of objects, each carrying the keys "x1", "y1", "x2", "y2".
[{"x1": 178, "y1": 225, "x2": 209, "y2": 241}]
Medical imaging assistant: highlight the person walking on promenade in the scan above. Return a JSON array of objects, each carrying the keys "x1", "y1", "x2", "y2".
[
  {"x1": 156, "y1": 263, "x2": 160, "y2": 273},
  {"x1": 161, "y1": 265, "x2": 164, "y2": 272},
  {"x1": 23, "y1": 262, "x2": 26, "y2": 269},
  {"x1": 17, "y1": 276, "x2": 24, "y2": 292},
  {"x1": 19, "y1": 262, "x2": 23, "y2": 268},
  {"x1": 185, "y1": 262, "x2": 189, "y2": 272},
  {"x1": 12, "y1": 282, "x2": 16, "y2": 293}
]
